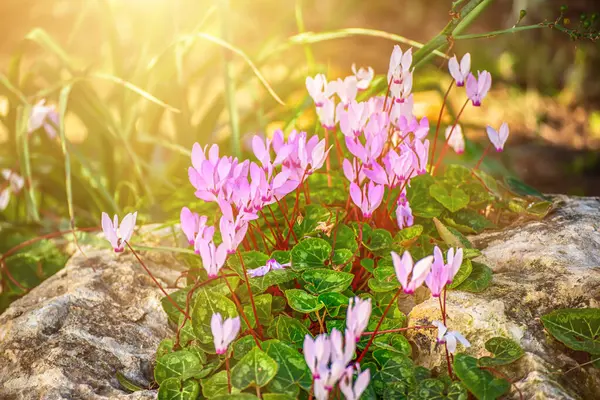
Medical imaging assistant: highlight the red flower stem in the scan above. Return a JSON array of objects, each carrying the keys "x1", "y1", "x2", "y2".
[
  {"x1": 439, "y1": 295, "x2": 453, "y2": 378},
  {"x1": 220, "y1": 269, "x2": 263, "y2": 348},
  {"x1": 361, "y1": 325, "x2": 436, "y2": 336},
  {"x1": 356, "y1": 288, "x2": 402, "y2": 363},
  {"x1": 251, "y1": 222, "x2": 274, "y2": 249},
  {"x1": 325, "y1": 129, "x2": 332, "y2": 187},
  {"x1": 382, "y1": 76, "x2": 394, "y2": 111},
  {"x1": 473, "y1": 143, "x2": 492, "y2": 172},
  {"x1": 267, "y1": 206, "x2": 283, "y2": 237},
  {"x1": 332, "y1": 129, "x2": 345, "y2": 171},
  {"x1": 260, "y1": 210, "x2": 281, "y2": 245},
  {"x1": 432, "y1": 99, "x2": 469, "y2": 174},
  {"x1": 126, "y1": 242, "x2": 186, "y2": 317},
  {"x1": 275, "y1": 197, "x2": 298, "y2": 244},
  {"x1": 1, "y1": 258, "x2": 28, "y2": 291},
  {"x1": 226, "y1": 356, "x2": 232, "y2": 394},
  {"x1": 237, "y1": 251, "x2": 263, "y2": 338},
  {"x1": 429, "y1": 80, "x2": 455, "y2": 170}
]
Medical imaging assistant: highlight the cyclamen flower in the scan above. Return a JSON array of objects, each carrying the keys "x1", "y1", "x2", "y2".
[
  {"x1": 349, "y1": 182, "x2": 384, "y2": 218},
  {"x1": 28, "y1": 100, "x2": 59, "y2": 139},
  {"x1": 445, "y1": 124, "x2": 465, "y2": 154},
  {"x1": 0, "y1": 170, "x2": 25, "y2": 211},
  {"x1": 330, "y1": 328, "x2": 356, "y2": 367},
  {"x1": 387, "y1": 45, "x2": 412, "y2": 85},
  {"x1": 448, "y1": 53, "x2": 471, "y2": 87},
  {"x1": 211, "y1": 313, "x2": 241, "y2": 355},
  {"x1": 197, "y1": 238, "x2": 227, "y2": 277},
  {"x1": 339, "y1": 101, "x2": 369, "y2": 138},
  {"x1": 396, "y1": 197, "x2": 414, "y2": 230},
  {"x1": 247, "y1": 258, "x2": 290, "y2": 278},
  {"x1": 329, "y1": 76, "x2": 358, "y2": 105},
  {"x1": 304, "y1": 333, "x2": 331, "y2": 379},
  {"x1": 340, "y1": 367, "x2": 371, "y2": 400},
  {"x1": 351, "y1": 64, "x2": 374, "y2": 90},
  {"x1": 101, "y1": 212, "x2": 137, "y2": 252},
  {"x1": 317, "y1": 98, "x2": 336, "y2": 131},
  {"x1": 299, "y1": 136, "x2": 331, "y2": 175},
  {"x1": 306, "y1": 74, "x2": 330, "y2": 107},
  {"x1": 486, "y1": 122, "x2": 510, "y2": 152},
  {"x1": 466, "y1": 71, "x2": 492, "y2": 107},
  {"x1": 346, "y1": 296, "x2": 372, "y2": 342},
  {"x1": 391, "y1": 250, "x2": 434, "y2": 294},
  {"x1": 180, "y1": 207, "x2": 209, "y2": 245},
  {"x1": 433, "y1": 321, "x2": 471, "y2": 354},
  {"x1": 219, "y1": 216, "x2": 248, "y2": 254}
]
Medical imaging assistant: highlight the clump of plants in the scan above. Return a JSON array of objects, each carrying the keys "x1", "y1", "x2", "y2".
[{"x1": 100, "y1": 42, "x2": 560, "y2": 400}]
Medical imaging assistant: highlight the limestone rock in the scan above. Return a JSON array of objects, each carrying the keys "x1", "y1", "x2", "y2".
[
  {"x1": 0, "y1": 240, "x2": 183, "y2": 399},
  {"x1": 407, "y1": 195, "x2": 600, "y2": 399}
]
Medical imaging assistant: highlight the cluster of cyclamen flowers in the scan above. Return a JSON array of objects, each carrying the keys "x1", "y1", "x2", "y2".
[
  {"x1": 306, "y1": 48, "x2": 509, "y2": 230},
  {"x1": 180, "y1": 132, "x2": 330, "y2": 277}
]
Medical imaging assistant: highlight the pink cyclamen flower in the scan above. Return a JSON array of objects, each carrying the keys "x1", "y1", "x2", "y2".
[
  {"x1": 329, "y1": 76, "x2": 358, "y2": 105},
  {"x1": 219, "y1": 216, "x2": 248, "y2": 254},
  {"x1": 466, "y1": 71, "x2": 492, "y2": 107},
  {"x1": 197, "y1": 238, "x2": 227, "y2": 277},
  {"x1": 486, "y1": 122, "x2": 509, "y2": 152},
  {"x1": 448, "y1": 53, "x2": 471, "y2": 87},
  {"x1": 306, "y1": 74, "x2": 329, "y2": 107},
  {"x1": 396, "y1": 199, "x2": 414, "y2": 230},
  {"x1": 330, "y1": 328, "x2": 356, "y2": 367},
  {"x1": 387, "y1": 45, "x2": 412, "y2": 85},
  {"x1": 340, "y1": 366, "x2": 371, "y2": 400},
  {"x1": 391, "y1": 251, "x2": 434, "y2": 294},
  {"x1": 425, "y1": 247, "x2": 451, "y2": 297},
  {"x1": 304, "y1": 333, "x2": 331, "y2": 379},
  {"x1": 317, "y1": 97, "x2": 336, "y2": 131},
  {"x1": 349, "y1": 181, "x2": 384, "y2": 218},
  {"x1": 180, "y1": 207, "x2": 209, "y2": 245},
  {"x1": 101, "y1": 212, "x2": 137, "y2": 252},
  {"x1": 346, "y1": 296, "x2": 372, "y2": 342},
  {"x1": 0, "y1": 169, "x2": 25, "y2": 210},
  {"x1": 339, "y1": 101, "x2": 368, "y2": 138},
  {"x1": 445, "y1": 124, "x2": 465, "y2": 154},
  {"x1": 28, "y1": 100, "x2": 59, "y2": 139},
  {"x1": 247, "y1": 258, "x2": 291, "y2": 278},
  {"x1": 433, "y1": 321, "x2": 471, "y2": 354},
  {"x1": 351, "y1": 64, "x2": 374, "y2": 90},
  {"x1": 211, "y1": 312, "x2": 241, "y2": 355}
]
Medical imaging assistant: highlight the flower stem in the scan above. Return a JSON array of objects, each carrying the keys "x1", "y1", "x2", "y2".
[
  {"x1": 439, "y1": 295, "x2": 453, "y2": 378},
  {"x1": 472, "y1": 143, "x2": 492, "y2": 172},
  {"x1": 226, "y1": 356, "x2": 232, "y2": 394},
  {"x1": 429, "y1": 80, "x2": 454, "y2": 170},
  {"x1": 126, "y1": 242, "x2": 186, "y2": 317},
  {"x1": 275, "y1": 197, "x2": 298, "y2": 244},
  {"x1": 356, "y1": 288, "x2": 402, "y2": 363},
  {"x1": 238, "y1": 251, "x2": 264, "y2": 339},
  {"x1": 432, "y1": 98, "x2": 469, "y2": 174}
]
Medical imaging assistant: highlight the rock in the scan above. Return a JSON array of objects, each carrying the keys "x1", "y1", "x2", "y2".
[
  {"x1": 0, "y1": 234, "x2": 184, "y2": 399},
  {"x1": 407, "y1": 195, "x2": 600, "y2": 399}
]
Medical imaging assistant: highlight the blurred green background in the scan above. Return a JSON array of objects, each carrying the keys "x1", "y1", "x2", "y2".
[{"x1": 0, "y1": 0, "x2": 598, "y2": 309}]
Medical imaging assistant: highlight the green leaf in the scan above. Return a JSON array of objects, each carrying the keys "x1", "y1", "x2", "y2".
[
  {"x1": 448, "y1": 210, "x2": 495, "y2": 233},
  {"x1": 394, "y1": 225, "x2": 424, "y2": 247},
  {"x1": 332, "y1": 248, "x2": 354, "y2": 268},
  {"x1": 478, "y1": 337, "x2": 525, "y2": 367},
  {"x1": 360, "y1": 258, "x2": 376, "y2": 273},
  {"x1": 407, "y1": 174, "x2": 444, "y2": 218},
  {"x1": 250, "y1": 269, "x2": 299, "y2": 294},
  {"x1": 228, "y1": 251, "x2": 269, "y2": 278},
  {"x1": 318, "y1": 292, "x2": 349, "y2": 317},
  {"x1": 212, "y1": 395, "x2": 259, "y2": 400},
  {"x1": 264, "y1": 339, "x2": 312, "y2": 395},
  {"x1": 368, "y1": 265, "x2": 400, "y2": 293},
  {"x1": 408, "y1": 379, "x2": 468, "y2": 400},
  {"x1": 504, "y1": 176, "x2": 548, "y2": 199},
  {"x1": 453, "y1": 353, "x2": 510, "y2": 400},
  {"x1": 447, "y1": 259, "x2": 473, "y2": 289},
  {"x1": 271, "y1": 250, "x2": 291, "y2": 264},
  {"x1": 201, "y1": 370, "x2": 240, "y2": 398},
  {"x1": 157, "y1": 339, "x2": 175, "y2": 359},
  {"x1": 233, "y1": 335, "x2": 260, "y2": 360},
  {"x1": 453, "y1": 262, "x2": 492, "y2": 293},
  {"x1": 116, "y1": 371, "x2": 143, "y2": 392},
  {"x1": 330, "y1": 224, "x2": 358, "y2": 253},
  {"x1": 154, "y1": 350, "x2": 201, "y2": 385},
  {"x1": 293, "y1": 204, "x2": 337, "y2": 238},
  {"x1": 291, "y1": 238, "x2": 332, "y2": 271},
  {"x1": 231, "y1": 347, "x2": 279, "y2": 390},
  {"x1": 302, "y1": 268, "x2": 354, "y2": 294},
  {"x1": 158, "y1": 378, "x2": 200, "y2": 400},
  {"x1": 191, "y1": 289, "x2": 238, "y2": 343},
  {"x1": 285, "y1": 289, "x2": 324, "y2": 313},
  {"x1": 429, "y1": 184, "x2": 470, "y2": 213},
  {"x1": 443, "y1": 164, "x2": 471, "y2": 184},
  {"x1": 525, "y1": 201, "x2": 553, "y2": 218},
  {"x1": 263, "y1": 394, "x2": 296, "y2": 400},
  {"x1": 242, "y1": 294, "x2": 273, "y2": 328},
  {"x1": 372, "y1": 352, "x2": 416, "y2": 396},
  {"x1": 472, "y1": 170, "x2": 501, "y2": 198},
  {"x1": 433, "y1": 218, "x2": 472, "y2": 249},
  {"x1": 270, "y1": 316, "x2": 311, "y2": 348},
  {"x1": 373, "y1": 333, "x2": 412, "y2": 356},
  {"x1": 364, "y1": 229, "x2": 393, "y2": 256},
  {"x1": 541, "y1": 308, "x2": 600, "y2": 354}
]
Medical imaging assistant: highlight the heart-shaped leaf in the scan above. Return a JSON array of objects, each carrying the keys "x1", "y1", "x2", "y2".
[
  {"x1": 407, "y1": 174, "x2": 444, "y2": 218},
  {"x1": 242, "y1": 294, "x2": 273, "y2": 328},
  {"x1": 293, "y1": 204, "x2": 337, "y2": 238},
  {"x1": 429, "y1": 184, "x2": 470, "y2": 213},
  {"x1": 291, "y1": 238, "x2": 332, "y2": 271},
  {"x1": 453, "y1": 262, "x2": 492, "y2": 293},
  {"x1": 394, "y1": 225, "x2": 423, "y2": 247},
  {"x1": 302, "y1": 268, "x2": 354, "y2": 293},
  {"x1": 154, "y1": 350, "x2": 201, "y2": 385},
  {"x1": 201, "y1": 370, "x2": 241, "y2": 398},
  {"x1": 448, "y1": 259, "x2": 473, "y2": 289},
  {"x1": 191, "y1": 289, "x2": 238, "y2": 343},
  {"x1": 264, "y1": 339, "x2": 313, "y2": 395},
  {"x1": 249, "y1": 269, "x2": 299, "y2": 294},
  {"x1": 228, "y1": 251, "x2": 269, "y2": 278},
  {"x1": 364, "y1": 229, "x2": 393, "y2": 256},
  {"x1": 453, "y1": 353, "x2": 510, "y2": 400},
  {"x1": 318, "y1": 292, "x2": 349, "y2": 317},
  {"x1": 285, "y1": 289, "x2": 324, "y2": 313},
  {"x1": 541, "y1": 308, "x2": 600, "y2": 354},
  {"x1": 158, "y1": 378, "x2": 200, "y2": 400},
  {"x1": 478, "y1": 337, "x2": 524, "y2": 367},
  {"x1": 269, "y1": 315, "x2": 311, "y2": 349},
  {"x1": 231, "y1": 347, "x2": 279, "y2": 390}
]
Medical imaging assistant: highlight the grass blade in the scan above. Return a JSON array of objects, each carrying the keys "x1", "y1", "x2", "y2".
[{"x1": 15, "y1": 105, "x2": 40, "y2": 222}]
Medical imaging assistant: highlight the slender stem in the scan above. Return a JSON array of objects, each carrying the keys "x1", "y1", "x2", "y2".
[
  {"x1": 260, "y1": 210, "x2": 281, "y2": 244},
  {"x1": 439, "y1": 296, "x2": 453, "y2": 378},
  {"x1": 275, "y1": 197, "x2": 298, "y2": 243},
  {"x1": 220, "y1": 269, "x2": 263, "y2": 349},
  {"x1": 454, "y1": 23, "x2": 545, "y2": 40},
  {"x1": 267, "y1": 206, "x2": 283, "y2": 237},
  {"x1": 325, "y1": 129, "x2": 332, "y2": 187},
  {"x1": 226, "y1": 356, "x2": 232, "y2": 394},
  {"x1": 430, "y1": 80, "x2": 454, "y2": 170},
  {"x1": 255, "y1": 385, "x2": 261, "y2": 399},
  {"x1": 1, "y1": 258, "x2": 28, "y2": 291},
  {"x1": 126, "y1": 242, "x2": 186, "y2": 317},
  {"x1": 361, "y1": 325, "x2": 436, "y2": 336},
  {"x1": 356, "y1": 288, "x2": 402, "y2": 363},
  {"x1": 473, "y1": 143, "x2": 492, "y2": 172},
  {"x1": 238, "y1": 251, "x2": 264, "y2": 338},
  {"x1": 432, "y1": 99, "x2": 469, "y2": 174}
]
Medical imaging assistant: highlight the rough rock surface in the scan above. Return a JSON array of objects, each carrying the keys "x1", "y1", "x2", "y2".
[
  {"x1": 407, "y1": 195, "x2": 600, "y2": 399},
  {"x1": 0, "y1": 237, "x2": 184, "y2": 399}
]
